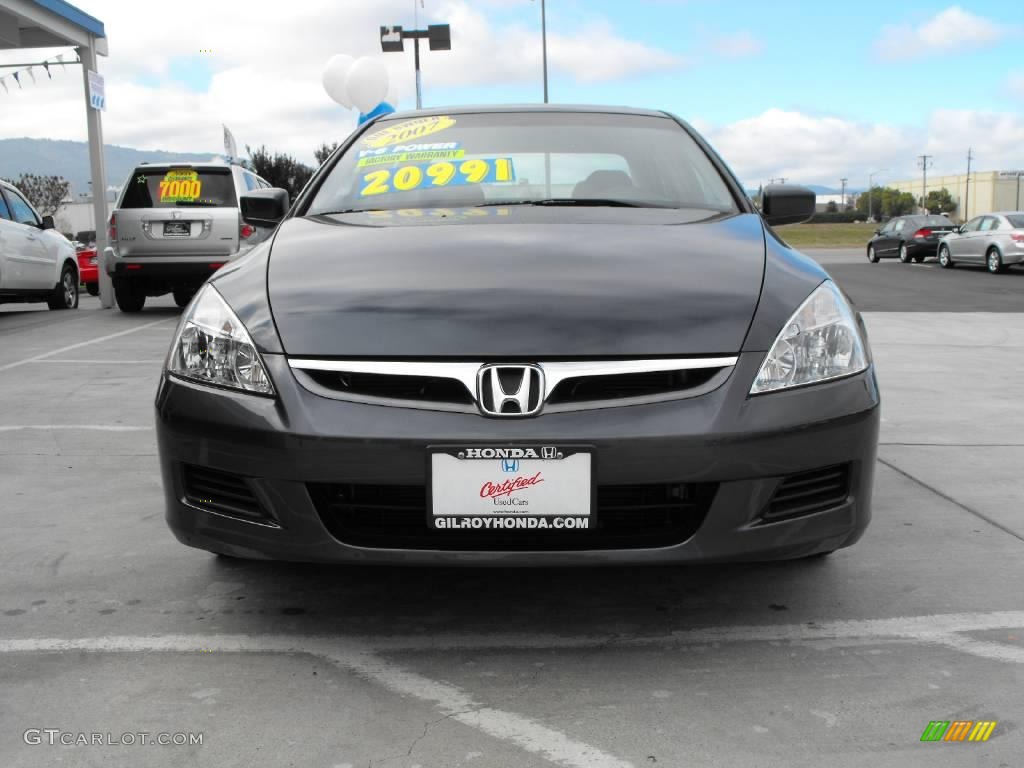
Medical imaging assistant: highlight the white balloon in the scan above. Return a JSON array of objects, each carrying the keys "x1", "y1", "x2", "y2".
[
  {"x1": 322, "y1": 54, "x2": 355, "y2": 108},
  {"x1": 346, "y1": 57, "x2": 389, "y2": 114}
]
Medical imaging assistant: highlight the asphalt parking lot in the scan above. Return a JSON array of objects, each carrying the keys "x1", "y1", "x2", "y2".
[{"x1": 1, "y1": 248, "x2": 1022, "y2": 768}]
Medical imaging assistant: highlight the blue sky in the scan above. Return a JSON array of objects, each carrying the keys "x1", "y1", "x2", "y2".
[
  {"x1": 416, "y1": 1, "x2": 1023, "y2": 124},
  {"x1": 1, "y1": 0, "x2": 1021, "y2": 187}
]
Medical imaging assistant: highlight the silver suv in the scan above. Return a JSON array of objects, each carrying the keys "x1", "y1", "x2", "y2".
[{"x1": 106, "y1": 162, "x2": 275, "y2": 312}]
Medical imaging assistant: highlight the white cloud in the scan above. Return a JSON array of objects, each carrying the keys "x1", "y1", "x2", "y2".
[
  {"x1": 1008, "y1": 71, "x2": 1024, "y2": 98},
  {"x1": 700, "y1": 108, "x2": 1024, "y2": 188},
  {"x1": 874, "y1": 6, "x2": 1004, "y2": 60},
  {"x1": 0, "y1": 0, "x2": 681, "y2": 165},
  {"x1": 708, "y1": 31, "x2": 764, "y2": 58}
]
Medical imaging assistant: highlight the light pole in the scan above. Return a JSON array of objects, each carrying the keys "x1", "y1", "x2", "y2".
[
  {"x1": 917, "y1": 154, "x2": 933, "y2": 213},
  {"x1": 380, "y1": 23, "x2": 451, "y2": 109},
  {"x1": 532, "y1": 0, "x2": 548, "y2": 102},
  {"x1": 868, "y1": 168, "x2": 887, "y2": 222},
  {"x1": 840, "y1": 178, "x2": 848, "y2": 210}
]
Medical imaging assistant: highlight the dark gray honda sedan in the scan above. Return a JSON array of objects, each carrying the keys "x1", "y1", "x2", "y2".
[{"x1": 155, "y1": 105, "x2": 879, "y2": 564}]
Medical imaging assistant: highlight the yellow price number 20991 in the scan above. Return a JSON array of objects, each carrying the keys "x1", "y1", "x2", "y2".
[{"x1": 360, "y1": 158, "x2": 515, "y2": 197}]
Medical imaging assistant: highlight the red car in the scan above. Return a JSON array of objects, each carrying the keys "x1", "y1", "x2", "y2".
[{"x1": 76, "y1": 248, "x2": 99, "y2": 296}]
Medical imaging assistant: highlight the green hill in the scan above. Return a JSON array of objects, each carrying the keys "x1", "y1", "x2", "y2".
[{"x1": 0, "y1": 137, "x2": 220, "y2": 197}]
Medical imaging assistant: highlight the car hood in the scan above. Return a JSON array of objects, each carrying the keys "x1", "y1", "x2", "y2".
[{"x1": 267, "y1": 210, "x2": 767, "y2": 358}]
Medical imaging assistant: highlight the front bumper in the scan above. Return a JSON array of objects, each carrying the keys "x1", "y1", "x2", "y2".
[{"x1": 155, "y1": 353, "x2": 880, "y2": 565}]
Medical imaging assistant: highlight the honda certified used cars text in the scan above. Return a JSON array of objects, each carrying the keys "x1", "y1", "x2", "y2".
[{"x1": 155, "y1": 105, "x2": 880, "y2": 565}]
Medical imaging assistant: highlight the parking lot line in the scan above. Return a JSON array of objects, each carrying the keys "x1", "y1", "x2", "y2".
[
  {"x1": 879, "y1": 457, "x2": 1024, "y2": 543},
  {"x1": 0, "y1": 318, "x2": 172, "y2": 373},
  {"x1": 2, "y1": 609, "x2": 1023, "y2": 768}
]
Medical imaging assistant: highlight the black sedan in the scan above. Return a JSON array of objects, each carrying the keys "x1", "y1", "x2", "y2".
[
  {"x1": 155, "y1": 105, "x2": 879, "y2": 565},
  {"x1": 866, "y1": 214, "x2": 958, "y2": 263}
]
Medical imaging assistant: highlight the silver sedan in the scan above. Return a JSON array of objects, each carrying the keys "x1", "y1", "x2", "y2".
[{"x1": 938, "y1": 211, "x2": 1024, "y2": 273}]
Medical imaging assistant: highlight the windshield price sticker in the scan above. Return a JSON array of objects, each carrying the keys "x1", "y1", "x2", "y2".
[
  {"x1": 159, "y1": 170, "x2": 202, "y2": 203},
  {"x1": 362, "y1": 115, "x2": 457, "y2": 149},
  {"x1": 359, "y1": 157, "x2": 515, "y2": 197}
]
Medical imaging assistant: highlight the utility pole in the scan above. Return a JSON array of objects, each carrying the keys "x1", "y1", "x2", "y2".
[
  {"x1": 917, "y1": 154, "x2": 933, "y2": 214},
  {"x1": 840, "y1": 178, "x2": 848, "y2": 210},
  {"x1": 964, "y1": 147, "x2": 973, "y2": 221}
]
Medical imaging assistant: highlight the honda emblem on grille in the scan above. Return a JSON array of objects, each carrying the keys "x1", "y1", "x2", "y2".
[{"x1": 476, "y1": 364, "x2": 545, "y2": 417}]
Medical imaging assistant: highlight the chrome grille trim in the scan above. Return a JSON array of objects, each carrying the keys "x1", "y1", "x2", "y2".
[{"x1": 288, "y1": 357, "x2": 738, "y2": 412}]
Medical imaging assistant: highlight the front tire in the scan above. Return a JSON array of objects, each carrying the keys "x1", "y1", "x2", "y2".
[
  {"x1": 114, "y1": 279, "x2": 146, "y2": 313},
  {"x1": 866, "y1": 245, "x2": 879, "y2": 263},
  {"x1": 938, "y1": 244, "x2": 954, "y2": 268},
  {"x1": 47, "y1": 263, "x2": 79, "y2": 310},
  {"x1": 987, "y1": 247, "x2": 1005, "y2": 274},
  {"x1": 898, "y1": 243, "x2": 911, "y2": 263}
]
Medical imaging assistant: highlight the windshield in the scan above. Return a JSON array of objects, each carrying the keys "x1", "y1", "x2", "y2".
[
  {"x1": 306, "y1": 112, "x2": 739, "y2": 215},
  {"x1": 1006, "y1": 214, "x2": 1024, "y2": 228},
  {"x1": 120, "y1": 168, "x2": 237, "y2": 208}
]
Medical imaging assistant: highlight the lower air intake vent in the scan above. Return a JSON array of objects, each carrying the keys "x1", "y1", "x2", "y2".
[
  {"x1": 308, "y1": 482, "x2": 717, "y2": 551},
  {"x1": 182, "y1": 464, "x2": 270, "y2": 523},
  {"x1": 763, "y1": 464, "x2": 851, "y2": 521}
]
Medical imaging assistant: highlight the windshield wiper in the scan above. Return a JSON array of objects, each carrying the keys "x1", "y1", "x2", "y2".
[
  {"x1": 476, "y1": 198, "x2": 667, "y2": 208},
  {"x1": 174, "y1": 201, "x2": 220, "y2": 207},
  {"x1": 316, "y1": 208, "x2": 386, "y2": 215}
]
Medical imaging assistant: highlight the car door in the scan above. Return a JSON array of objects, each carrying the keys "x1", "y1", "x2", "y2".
[
  {"x1": 952, "y1": 216, "x2": 983, "y2": 261},
  {"x1": 976, "y1": 216, "x2": 1000, "y2": 260},
  {"x1": 874, "y1": 219, "x2": 897, "y2": 254},
  {"x1": 886, "y1": 218, "x2": 907, "y2": 254},
  {"x1": 0, "y1": 187, "x2": 52, "y2": 289}
]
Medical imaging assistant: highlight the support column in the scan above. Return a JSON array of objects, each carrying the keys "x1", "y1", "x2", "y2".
[{"x1": 78, "y1": 37, "x2": 112, "y2": 308}]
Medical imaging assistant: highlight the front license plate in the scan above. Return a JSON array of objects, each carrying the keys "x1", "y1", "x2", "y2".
[
  {"x1": 163, "y1": 221, "x2": 191, "y2": 236},
  {"x1": 429, "y1": 446, "x2": 592, "y2": 531}
]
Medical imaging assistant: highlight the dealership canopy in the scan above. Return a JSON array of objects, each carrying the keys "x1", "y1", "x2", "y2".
[{"x1": 0, "y1": 0, "x2": 113, "y2": 306}]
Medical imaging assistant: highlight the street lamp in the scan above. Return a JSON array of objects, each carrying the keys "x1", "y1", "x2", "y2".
[
  {"x1": 380, "y1": 23, "x2": 451, "y2": 109},
  {"x1": 868, "y1": 169, "x2": 887, "y2": 223}
]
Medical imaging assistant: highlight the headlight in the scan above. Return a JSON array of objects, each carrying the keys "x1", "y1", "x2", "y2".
[
  {"x1": 166, "y1": 284, "x2": 275, "y2": 395},
  {"x1": 750, "y1": 280, "x2": 868, "y2": 394}
]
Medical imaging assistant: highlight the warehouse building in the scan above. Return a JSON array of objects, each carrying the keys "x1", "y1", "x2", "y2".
[{"x1": 890, "y1": 170, "x2": 1024, "y2": 221}]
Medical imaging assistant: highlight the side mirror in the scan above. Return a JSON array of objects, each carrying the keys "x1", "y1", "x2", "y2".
[
  {"x1": 40, "y1": 215, "x2": 55, "y2": 231},
  {"x1": 759, "y1": 184, "x2": 816, "y2": 226},
  {"x1": 874, "y1": 229, "x2": 881, "y2": 235},
  {"x1": 240, "y1": 188, "x2": 290, "y2": 228}
]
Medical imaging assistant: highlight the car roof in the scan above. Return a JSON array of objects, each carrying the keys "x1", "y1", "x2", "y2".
[
  {"x1": 375, "y1": 103, "x2": 671, "y2": 121},
  {"x1": 134, "y1": 161, "x2": 238, "y2": 171}
]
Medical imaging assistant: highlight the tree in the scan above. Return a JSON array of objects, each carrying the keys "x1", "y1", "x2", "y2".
[
  {"x1": 825, "y1": 200, "x2": 838, "y2": 213},
  {"x1": 924, "y1": 188, "x2": 956, "y2": 215},
  {"x1": 854, "y1": 186, "x2": 916, "y2": 218},
  {"x1": 1, "y1": 173, "x2": 70, "y2": 216},
  {"x1": 314, "y1": 142, "x2": 341, "y2": 165},
  {"x1": 244, "y1": 145, "x2": 314, "y2": 199}
]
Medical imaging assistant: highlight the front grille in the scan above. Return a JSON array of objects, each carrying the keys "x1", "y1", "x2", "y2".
[
  {"x1": 182, "y1": 464, "x2": 269, "y2": 523},
  {"x1": 308, "y1": 482, "x2": 717, "y2": 550},
  {"x1": 303, "y1": 370, "x2": 473, "y2": 405},
  {"x1": 547, "y1": 368, "x2": 723, "y2": 404},
  {"x1": 762, "y1": 464, "x2": 851, "y2": 521},
  {"x1": 289, "y1": 357, "x2": 737, "y2": 412}
]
